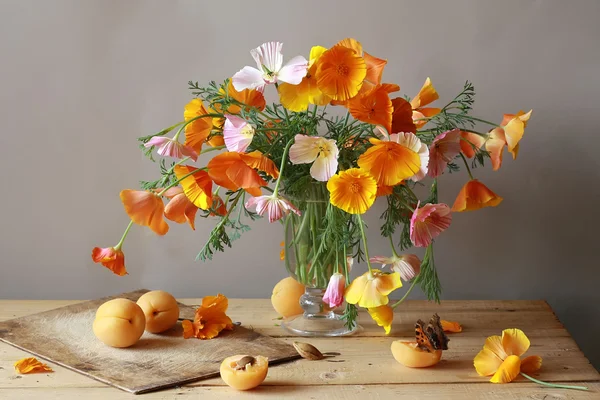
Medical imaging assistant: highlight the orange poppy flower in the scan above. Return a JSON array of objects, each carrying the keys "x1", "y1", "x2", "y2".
[
  {"x1": 327, "y1": 168, "x2": 377, "y2": 214},
  {"x1": 91, "y1": 246, "x2": 127, "y2": 276},
  {"x1": 452, "y1": 179, "x2": 503, "y2": 212},
  {"x1": 120, "y1": 190, "x2": 169, "y2": 235},
  {"x1": 411, "y1": 78, "x2": 441, "y2": 128},
  {"x1": 239, "y1": 150, "x2": 279, "y2": 179},
  {"x1": 182, "y1": 294, "x2": 234, "y2": 340},
  {"x1": 207, "y1": 152, "x2": 268, "y2": 197},
  {"x1": 315, "y1": 45, "x2": 366, "y2": 101},
  {"x1": 500, "y1": 110, "x2": 533, "y2": 159},
  {"x1": 162, "y1": 186, "x2": 199, "y2": 230},
  {"x1": 390, "y1": 97, "x2": 417, "y2": 133},
  {"x1": 184, "y1": 99, "x2": 214, "y2": 153},
  {"x1": 348, "y1": 84, "x2": 394, "y2": 134},
  {"x1": 211, "y1": 80, "x2": 267, "y2": 128},
  {"x1": 335, "y1": 38, "x2": 387, "y2": 85},
  {"x1": 460, "y1": 131, "x2": 486, "y2": 158},
  {"x1": 358, "y1": 137, "x2": 422, "y2": 187},
  {"x1": 173, "y1": 165, "x2": 213, "y2": 210},
  {"x1": 14, "y1": 357, "x2": 53, "y2": 374}
]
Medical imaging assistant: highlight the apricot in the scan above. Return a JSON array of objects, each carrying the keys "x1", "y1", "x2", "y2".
[
  {"x1": 271, "y1": 277, "x2": 305, "y2": 317},
  {"x1": 220, "y1": 355, "x2": 268, "y2": 391},
  {"x1": 93, "y1": 298, "x2": 146, "y2": 348},
  {"x1": 391, "y1": 341, "x2": 442, "y2": 368},
  {"x1": 136, "y1": 290, "x2": 180, "y2": 333}
]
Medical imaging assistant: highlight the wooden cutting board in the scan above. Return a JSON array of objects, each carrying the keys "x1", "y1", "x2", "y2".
[{"x1": 0, "y1": 289, "x2": 300, "y2": 394}]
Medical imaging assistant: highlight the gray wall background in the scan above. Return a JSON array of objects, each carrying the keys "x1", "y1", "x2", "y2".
[{"x1": 1, "y1": 1, "x2": 598, "y2": 368}]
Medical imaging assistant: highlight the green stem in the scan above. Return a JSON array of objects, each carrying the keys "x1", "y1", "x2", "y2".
[
  {"x1": 459, "y1": 152, "x2": 475, "y2": 180},
  {"x1": 460, "y1": 115, "x2": 499, "y2": 127},
  {"x1": 356, "y1": 215, "x2": 373, "y2": 274},
  {"x1": 391, "y1": 275, "x2": 419, "y2": 308},
  {"x1": 200, "y1": 145, "x2": 225, "y2": 155},
  {"x1": 114, "y1": 220, "x2": 134, "y2": 250},
  {"x1": 388, "y1": 235, "x2": 399, "y2": 258},
  {"x1": 272, "y1": 139, "x2": 295, "y2": 196},
  {"x1": 519, "y1": 373, "x2": 588, "y2": 391},
  {"x1": 394, "y1": 194, "x2": 415, "y2": 212}
]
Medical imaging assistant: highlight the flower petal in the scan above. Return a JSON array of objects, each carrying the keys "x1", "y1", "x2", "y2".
[
  {"x1": 315, "y1": 45, "x2": 366, "y2": 101},
  {"x1": 278, "y1": 55, "x2": 309, "y2": 85},
  {"x1": 363, "y1": 51, "x2": 387, "y2": 85},
  {"x1": 251, "y1": 42, "x2": 283, "y2": 73},
  {"x1": 368, "y1": 305, "x2": 394, "y2": 334},
  {"x1": 311, "y1": 152, "x2": 338, "y2": 182},
  {"x1": 490, "y1": 355, "x2": 521, "y2": 383},
  {"x1": 174, "y1": 165, "x2": 213, "y2": 210},
  {"x1": 223, "y1": 114, "x2": 254, "y2": 153},
  {"x1": 452, "y1": 179, "x2": 503, "y2": 212},
  {"x1": 441, "y1": 320, "x2": 463, "y2": 333},
  {"x1": 358, "y1": 138, "x2": 421, "y2": 187},
  {"x1": 474, "y1": 347, "x2": 504, "y2": 376},
  {"x1": 520, "y1": 355, "x2": 542, "y2": 374},
  {"x1": 375, "y1": 271, "x2": 402, "y2": 296},
  {"x1": 289, "y1": 134, "x2": 320, "y2": 164},
  {"x1": 232, "y1": 66, "x2": 265, "y2": 92},
  {"x1": 391, "y1": 98, "x2": 417, "y2": 133},
  {"x1": 120, "y1": 190, "x2": 169, "y2": 235},
  {"x1": 460, "y1": 131, "x2": 486, "y2": 158},
  {"x1": 411, "y1": 77, "x2": 439, "y2": 109},
  {"x1": 327, "y1": 168, "x2": 377, "y2": 214},
  {"x1": 184, "y1": 99, "x2": 213, "y2": 153},
  {"x1": 91, "y1": 247, "x2": 127, "y2": 276},
  {"x1": 14, "y1": 357, "x2": 53, "y2": 374},
  {"x1": 502, "y1": 328, "x2": 530, "y2": 357}
]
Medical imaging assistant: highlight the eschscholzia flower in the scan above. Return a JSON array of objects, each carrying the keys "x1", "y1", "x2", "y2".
[
  {"x1": 232, "y1": 42, "x2": 308, "y2": 92},
  {"x1": 460, "y1": 130, "x2": 486, "y2": 158},
  {"x1": 245, "y1": 194, "x2": 301, "y2": 223},
  {"x1": 207, "y1": 151, "x2": 278, "y2": 197},
  {"x1": 183, "y1": 99, "x2": 213, "y2": 153},
  {"x1": 410, "y1": 202, "x2": 452, "y2": 247},
  {"x1": 162, "y1": 187, "x2": 199, "y2": 230},
  {"x1": 144, "y1": 136, "x2": 198, "y2": 161},
  {"x1": 223, "y1": 114, "x2": 255, "y2": 153},
  {"x1": 368, "y1": 305, "x2": 394, "y2": 334},
  {"x1": 289, "y1": 134, "x2": 339, "y2": 181},
  {"x1": 474, "y1": 329, "x2": 542, "y2": 383},
  {"x1": 91, "y1": 246, "x2": 127, "y2": 276},
  {"x1": 120, "y1": 190, "x2": 169, "y2": 235},
  {"x1": 500, "y1": 110, "x2": 533, "y2": 159},
  {"x1": 323, "y1": 273, "x2": 346, "y2": 309},
  {"x1": 327, "y1": 168, "x2": 377, "y2": 214},
  {"x1": 357, "y1": 133, "x2": 422, "y2": 187},
  {"x1": 428, "y1": 129, "x2": 461, "y2": 178},
  {"x1": 411, "y1": 78, "x2": 441, "y2": 129},
  {"x1": 452, "y1": 179, "x2": 503, "y2": 212},
  {"x1": 173, "y1": 165, "x2": 213, "y2": 210},
  {"x1": 348, "y1": 84, "x2": 394, "y2": 134},
  {"x1": 335, "y1": 38, "x2": 387, "y2": 86},
  {"x1": 315, "y1": 45, "x2": 366, "y2": 101},
  {"x1": 345, "y1": 270, "x2": 402, "y2": 308},
  {"x1": 370, "y1": 254, "x2": 421, "y2": 281},
  {"x1": 278, "y1": 46, "x2": 332, "y2": 111},
  {"x1": 182, "y1": 294, "x2": 234, "y2": 340}
]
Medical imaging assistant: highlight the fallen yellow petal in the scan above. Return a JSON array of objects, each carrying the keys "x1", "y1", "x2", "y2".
[
  {"x1": 14, "y1": 357, "x2": 53, "y2": 374},
  {"x1": 441, "y1": 319, "x2": 463, "y2": 333}
]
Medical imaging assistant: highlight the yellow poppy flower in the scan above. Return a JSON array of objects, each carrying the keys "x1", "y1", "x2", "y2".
[
  {"x1": 184, "y1": 99, "x2": 214, "y2": 153},
  {"x1": 315, "y1": 45, "x2": 366, "y2": 101},
  {"x1": 474, "y1": 328, "x2": 542, "y2": 383},
  {"x1": 173, "y1": 165, "x2": 213, "y2": 210},
  {"x1": 357, "y1": 136, "x2": 422, "y2": 187},
  {"x1": 368, "y1": 305, "x2": 394, "y2": 334},
  {"x1": 279, "y1": 46, "x2": 332, "y2": 111},
  {"x1": 344, "y1": 269, "x2": 402, "y2": 308},
  {"x1": 326, "y1": 168, "x2": 377, "y2": 214}
]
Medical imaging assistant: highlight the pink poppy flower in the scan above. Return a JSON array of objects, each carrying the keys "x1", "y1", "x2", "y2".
[
  {"x1": 410, "y1": 202, "x2": 452, "y2": 247},
  {"x1": 370, "y1": 254, "x2": 421, "y2": 281},
  {"x1": 427, "y1": 129, "x2": 461, "y2": 177},
  {"x1": 223, "y1": 114, "x2": 255, "y2": 153},
  {"x1": 289, "y1": 134, "x2": 339, "y2": 181},
  {"x1": 245, "y1": 194, "x2": 301, "y2": 223},
  {"x1": 144, "y1": 136, "x2": 198, "y2": 161},
  {"x1": 323, "y1": 272, "x2": 346, "y2": 309},
  {"x1": 232, "y1": 42, "x2": 308, "y2": 92}
]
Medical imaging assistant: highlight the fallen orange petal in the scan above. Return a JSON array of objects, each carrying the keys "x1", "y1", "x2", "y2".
[
  {"x1": 441, "y1": 320, "x2": 463, "y2": 333},
  {"x1": 14, "y1": 357, "x2": 53, "y2": 374}
]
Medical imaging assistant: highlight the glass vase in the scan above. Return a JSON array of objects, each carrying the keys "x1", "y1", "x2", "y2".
[{"x1": 280, "y1": 182, "x2": 357, "y2": 336}]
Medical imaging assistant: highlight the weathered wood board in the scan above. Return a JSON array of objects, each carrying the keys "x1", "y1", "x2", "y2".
[{"x1": 0, "y1": 290, "x2": 300, "y2": 394}]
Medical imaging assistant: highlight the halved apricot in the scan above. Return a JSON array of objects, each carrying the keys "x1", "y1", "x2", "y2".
[
  {"x1": 220, "y1": 355, "x2": 268, "y2": 391},
  {"x1": 391, "y1": 341, "x2": 442, "y2": 368}
]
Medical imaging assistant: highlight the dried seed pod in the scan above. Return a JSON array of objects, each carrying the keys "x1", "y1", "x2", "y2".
[
  {"x1": 293, "y1": 341, "x2": 325, "y2": 360},
  {"x1": 234, "y1": 356, "x2": 256, "y2": 370}
]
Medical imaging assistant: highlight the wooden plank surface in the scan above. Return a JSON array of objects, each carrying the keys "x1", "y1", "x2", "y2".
[{"x1": 1, "y1": 298, "x2": 598, "y2": 399}]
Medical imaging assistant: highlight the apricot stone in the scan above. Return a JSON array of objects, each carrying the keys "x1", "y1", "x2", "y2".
[
  {"x1": 271, "y1": 277, "x2": 305, "y2": 317},
  {"x1": 93, "y1": 298, "x2": 146, "y2": 348},
  {"x1": 220, "y1": 355, "x2": 268, "y2": 391},
  {"x1": 136, "y1": 290, "x2": 180, "y2": 333},
  {"x1": 391, "y1": 340, "x2": 442, "y2": 368}
]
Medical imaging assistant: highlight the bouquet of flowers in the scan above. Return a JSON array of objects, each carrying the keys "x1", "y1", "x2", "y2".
[{"x1": 92, "y1": 38, "x2": 532, "y2": 333}]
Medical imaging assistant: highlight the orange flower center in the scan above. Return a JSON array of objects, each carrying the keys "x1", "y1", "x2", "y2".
[
  {"x1": 350, "y1": 181, "x2": 362, "y2": 193},
  {"x1": 336, "y1": 64, "x2": 350, "y2": 76}
]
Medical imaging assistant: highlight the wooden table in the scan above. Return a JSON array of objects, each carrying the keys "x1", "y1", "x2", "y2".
[{"x1": 0, "y1": 299, "x2": 598, "y2": 399}]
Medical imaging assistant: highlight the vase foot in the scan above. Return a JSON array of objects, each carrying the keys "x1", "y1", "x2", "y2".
[{"x1": 281, "y1": 312, "x2": 358, "y2": 337}]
